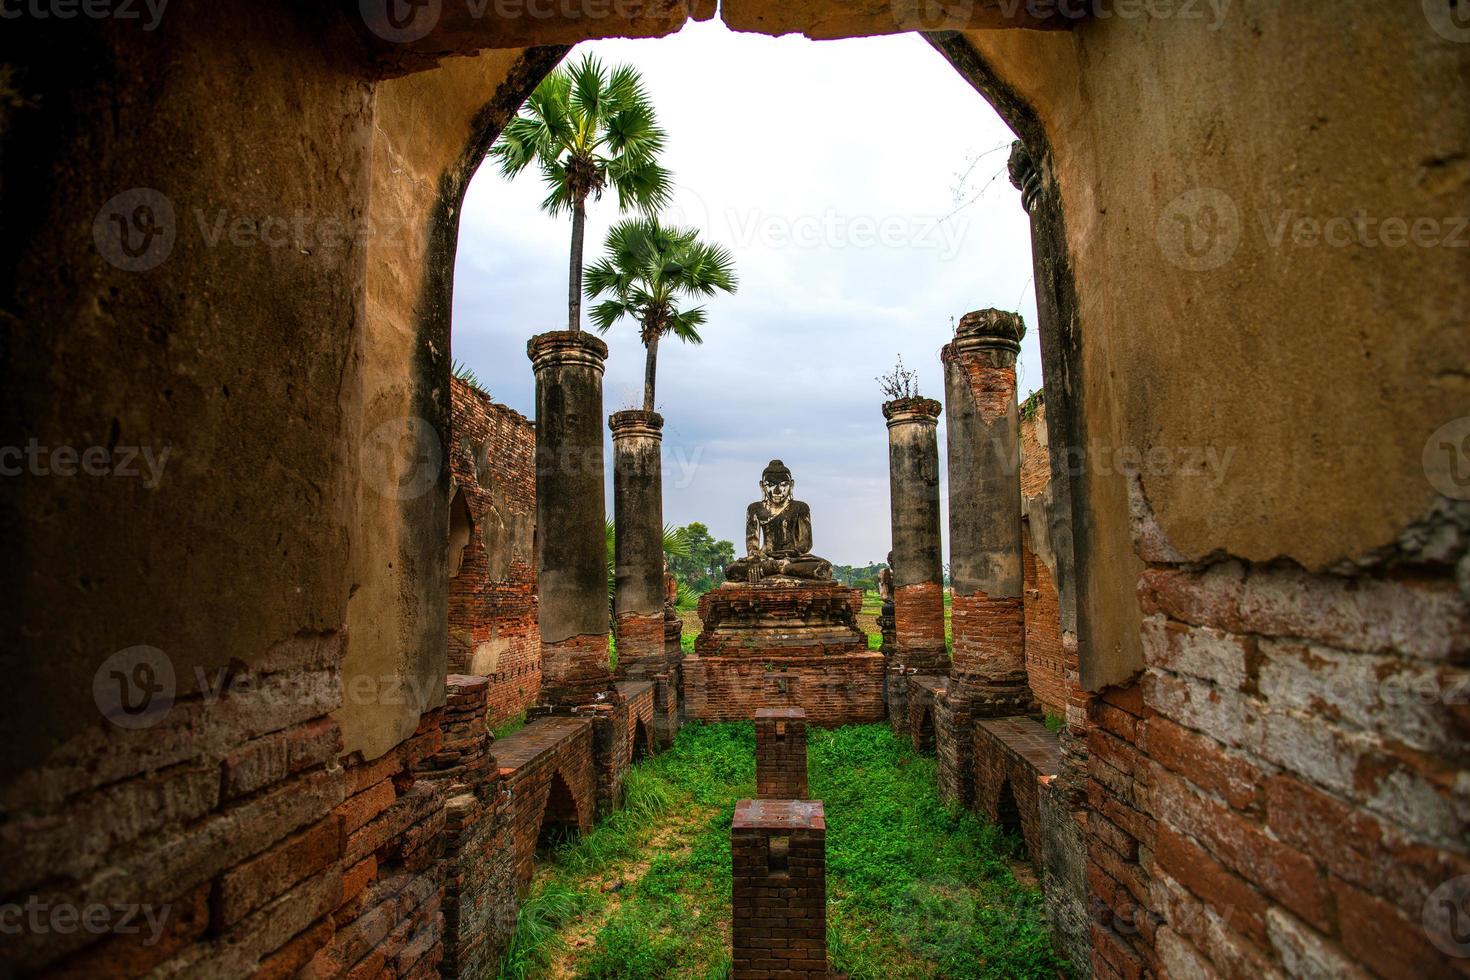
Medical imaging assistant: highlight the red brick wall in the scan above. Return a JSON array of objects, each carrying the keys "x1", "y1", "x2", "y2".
[
  {"x1": 682, "y1": 653, "x2": 886, "y2": 727},
  {"x1": 755, "y1": 708, "x2": 809, "y2": 800},
  {"x1": 1020, "y1": 403, "x2": 1068, "y2": 719},
  {"x1": 496, "y1": 718, "x2": 596, "y2": 893},
  {"x1": 1085, "y1": 555, "x2": 1470, "y2": 979},
  {"x1": 1023, "y1": 541, "x2": 1067, "y2": 717},
  {"x1": 732, "y1": 799, "x2": 827, "y2": 978},
  {"x1": 973, "y1": 717, "x2": 1062, "y2": 873},
  {"x1": 449, "y1": 377, "x2": 539, "y2": 726}
]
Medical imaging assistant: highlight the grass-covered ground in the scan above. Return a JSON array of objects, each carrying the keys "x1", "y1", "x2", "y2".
[{"x1": 499, "y1": 722, "x2": 1069, "y2": 979}]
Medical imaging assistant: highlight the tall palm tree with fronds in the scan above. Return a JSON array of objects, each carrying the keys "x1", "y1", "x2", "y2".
[
  {"x1": 584, "y1": 217, "x2": 738, "y2": 411},
  {"x1": 489, "y1": 54, "x2": 672, "y2": 334}
]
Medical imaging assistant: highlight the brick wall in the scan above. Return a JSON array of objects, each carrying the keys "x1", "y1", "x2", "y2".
[
  {"x1": 1079, "y1": 496, "x2": 1470, "y2": 980},
  {"x1": 493, "y1": 717, "x2": 596, "y2": 894},
  {"x1": 449, "y1": 377, "x2": 540, "y2": 727},
  {"x1": 973, "y1": 717, "x2": 1062, "y2": 873},
  {"x1": 1020, "y1": 401, "x2": 1068, "y2": 720},
  {"x1": 731, "y1": 799, "x2": 827, "y2": 979},
  {"x1": 755, "y1": 708, "x2": 809, "y2": 800},
  {"x1": 1024, "y1": 541, "x2": 1067, "y2": 717},
  {"x1": 682, "y1": 653, "x2": 886, "y2": 727}
]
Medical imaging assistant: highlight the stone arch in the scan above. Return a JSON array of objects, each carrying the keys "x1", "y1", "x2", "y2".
[
  {"x1": 914, "y1": 706, "x2": 935, "y2": 754},
  {"x1": 536, "y1": 768, "x2": 582, "y2": 851},
  {"x1": 632, "y1": 718, "x2": 653, "y2": 763},
  {"x1": 995, "y1": 778, "x2": 1022, "y2": 841},
  {"x1": 448, "y1": 484, "x2": 473, "y2": 579}
]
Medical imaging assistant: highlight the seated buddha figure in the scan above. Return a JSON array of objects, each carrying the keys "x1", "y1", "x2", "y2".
[{"x1": 723, "y1": 460, "x2": 834, "y2": 583}]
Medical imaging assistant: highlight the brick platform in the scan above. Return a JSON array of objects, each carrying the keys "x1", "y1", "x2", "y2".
[
  {"x1": 731, "y1": 799, "x2": 827, "y2": 979},
  {"x1": 755, "y1": 707, "x2": 808, "y2": 800},
  {"x1": 684, "y1": 582, "x2": 884, "y2": 725},
  {"x1": 973, "y1": 716, "x2": 1062, "y2": 869},
  {"x1": 493, "y1": 716, "x2": 595, "y2": 892}
]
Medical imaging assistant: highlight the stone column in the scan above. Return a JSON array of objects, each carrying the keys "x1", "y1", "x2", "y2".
[
  {"x1": 941, "y1": 309, "x2": 1032, "y2": 715},
  {"x1": 609, "y1": 409, "x2": 668, "y2": 679},
  {"x1": 528, "y1": 331, "x2": 616, "y2": 707},
  {"x1": 883, "y1": 396, "x2": 949, "y2": 674}
]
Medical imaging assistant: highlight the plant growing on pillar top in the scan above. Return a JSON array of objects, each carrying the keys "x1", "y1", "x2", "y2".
[
  {"x1": 584, "y1": 216, "x2": 738, "y2": 412},
  {"x1": 489, "y1": 54, "x2": 673, "y2": 334},
  {"x1": 877, "y1": 355, "x2": 921, "y2": 401}
]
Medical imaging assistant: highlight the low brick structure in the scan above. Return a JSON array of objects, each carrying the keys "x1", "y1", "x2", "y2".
[
  {"x1": 684, "y1": 582, "x2": 885, "y2": 725},
  {"x1": 449, "y1": 377, "x2": 540, "y2": 727},
  {"x1": 731, "y1": 799, "x2": 828, "y2": 979},
  {"x1": 492, "y1": 716, "x2": 596, "y2": 893},
  {"x1": 907, "y1": 675, "x2": 945, "y2": 753},
  {"x1": 973, "y1": 716, "x2": 1062, "y2": 870},
  {"x1": 755, "y1": 707, "x2": 808, "y2": 800},
  {"x1": 617, "y1": 679, "x2": 657, "y2": 764}
]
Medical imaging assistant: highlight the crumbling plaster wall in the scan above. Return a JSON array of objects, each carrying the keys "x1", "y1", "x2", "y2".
[
  {"x1": 959, "y1": 3, "x2": 1470, "y2": 686},
  {"x1": 0, "y1": 2, "x2": 372, "y2": 781}
]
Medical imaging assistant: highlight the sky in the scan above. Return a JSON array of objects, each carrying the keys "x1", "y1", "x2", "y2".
[{"x1": 451, "y1": 19, "x2": 1041, "y2": 567}]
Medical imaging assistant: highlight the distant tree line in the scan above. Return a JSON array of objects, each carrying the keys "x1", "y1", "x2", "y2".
[{"x1": 666, "y1": 522, "x2": 736, "y2": 594}]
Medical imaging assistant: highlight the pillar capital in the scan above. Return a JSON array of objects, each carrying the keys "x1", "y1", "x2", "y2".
[
  {"x1": 882, "y1": 396, "x2": 942, "y2": 428},
  {"x1": 527, "y1": 330, "x2": 608, "y2": 374},
  {"x1": 945, "y1": 309, "x2": 1026, "y2": 361},
  {"x1": 608, "y1": 409, "x2": 664, "y2": 440}
]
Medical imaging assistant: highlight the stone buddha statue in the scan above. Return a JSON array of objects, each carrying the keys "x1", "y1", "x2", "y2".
[{"x1": 723, "y1": 460, "x2": 833, "y2": 584}]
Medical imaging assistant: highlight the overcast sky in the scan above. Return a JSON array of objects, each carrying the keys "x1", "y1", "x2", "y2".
[{"x1": 452, "y1": 19, "x2": 1041, "y2": 567}]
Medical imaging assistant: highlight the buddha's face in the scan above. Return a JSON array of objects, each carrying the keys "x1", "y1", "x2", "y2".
[{"x1": 761, "y1": 478, "x2": 793, "y2": 507}]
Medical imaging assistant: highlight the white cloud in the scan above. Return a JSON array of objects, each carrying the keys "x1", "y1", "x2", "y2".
[{"x1": 452, "y1": 19, "x2": 1041, "y2": 566}]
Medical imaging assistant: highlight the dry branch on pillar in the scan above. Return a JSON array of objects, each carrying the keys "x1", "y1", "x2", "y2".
[{"x1": 610, "y1": 409, "x2": 670, "y2": 679}]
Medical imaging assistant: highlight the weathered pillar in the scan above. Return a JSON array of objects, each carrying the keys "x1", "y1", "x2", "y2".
[
  {"x1": 883, "y1": 396, "x2": 949, "y2": 674},
  {"x1": 932, "y1": 309, "x2": 1032, "y2": 807},
  {"x1": 755, "y1": 707, "x2": 807, "y2": 800},
  {"x1": 609, "y1": 409, "x2": 668, "y2": 679},
  {"x1": 528, "y1": 331, "x2": 616, "y2": 706},
  {"x1": 942, "y1": 309, "x2": 1032, "y2": 714},
  {"x1": 732, "y1": 799, "x2": 827, "y2": 979}
]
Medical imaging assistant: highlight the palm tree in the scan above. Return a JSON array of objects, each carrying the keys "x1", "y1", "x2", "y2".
[
  {"x1": 488, "y1": 54, "x2": 673, "y2": 334},
  {"x1": 584, "y1": 217, "x2": 739, "y2": 411}
]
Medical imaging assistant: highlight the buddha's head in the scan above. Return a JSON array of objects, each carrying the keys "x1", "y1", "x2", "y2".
[{"x1": 760, "y1": 459, "x2": 794, "y2": 507}]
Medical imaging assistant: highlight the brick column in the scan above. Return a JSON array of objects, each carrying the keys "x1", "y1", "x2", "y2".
[
  {"x1": 883, "y1": 396, "x2": 949, "y2": 673},
  {"x1": 754, "y1": 707, "x2": 807, "y2": 799},
  {"x1": 528, "y1": 331, "x2": 616, "y2": 707},
  {"x1": 609, "y1": 409, "x2": 667, "y2": 679},
  {"x1": 732, "y1": 799, "x2": 826, "y2": 979},
  {"x1": 941, "y1": 309, "x2": 1031, "y2": 715}
]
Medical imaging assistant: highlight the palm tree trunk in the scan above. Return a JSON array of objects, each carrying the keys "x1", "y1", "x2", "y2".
[
  {"x1": 643, "y1": 331, "x2": 659, "y2": 412},
  {"x1": 568, "y1": 197, "x2": 587, "y2": 333}
]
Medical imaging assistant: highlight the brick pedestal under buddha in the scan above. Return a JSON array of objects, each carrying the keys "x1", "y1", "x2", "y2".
[{"x1": 680, "y1": 581, "x2": 884, "y2": 726}]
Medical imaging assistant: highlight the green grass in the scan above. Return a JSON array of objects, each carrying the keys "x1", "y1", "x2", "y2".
[
  {"x1": 1044, "y1": 713, "x2": 1065, "y2": 733},
  {"x1": 493, "y1": 712, "x2": 528, "y2": 740},
  {"x1": 500, "y1": 722, "x2": 1069, "y2": 979}
]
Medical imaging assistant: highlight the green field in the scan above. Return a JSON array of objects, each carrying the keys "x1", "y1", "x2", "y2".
[{"x1": 500, "y1": 722, "x2": 1068, "y2": 979}]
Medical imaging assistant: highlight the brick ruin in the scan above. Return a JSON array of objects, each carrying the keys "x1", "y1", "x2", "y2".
[
  {"x1": 5, "y1": 5, "x2": 1466, "y2": 979},
  {"x1": 448, "y1": 378, "x2": 540, "y2": 727}
]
